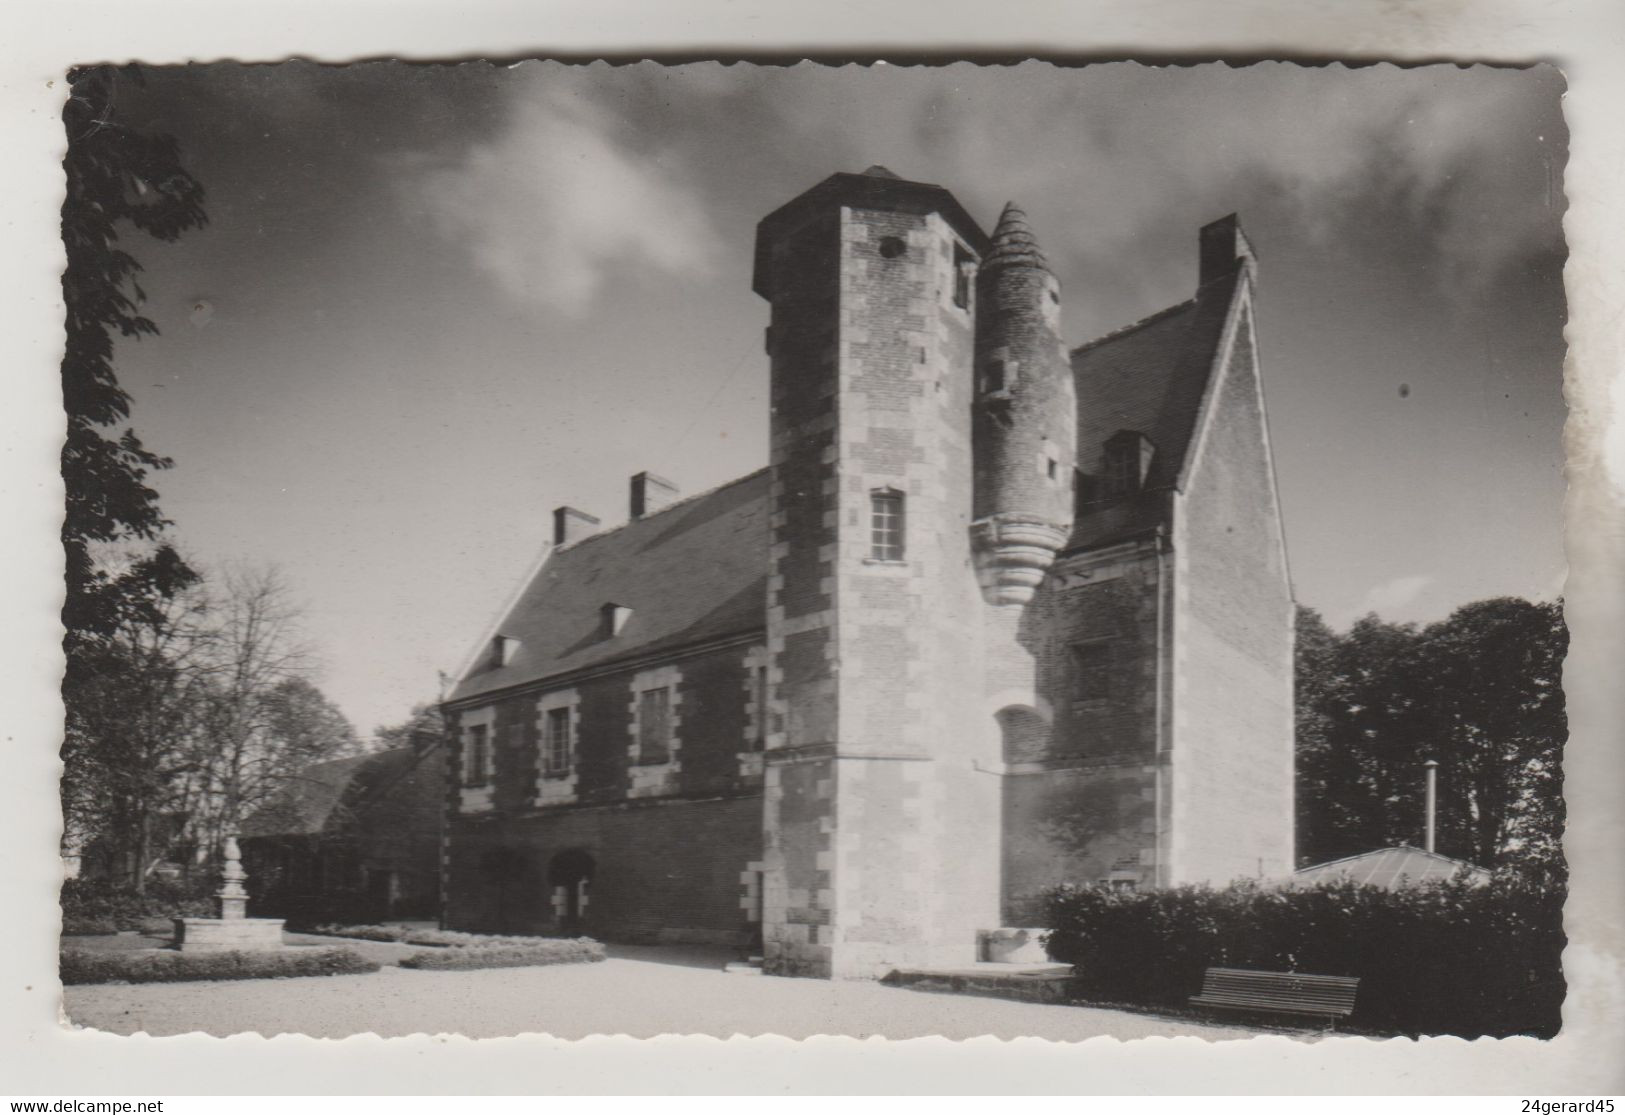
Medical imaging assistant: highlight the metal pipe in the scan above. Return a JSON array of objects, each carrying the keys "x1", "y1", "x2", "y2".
[{"x1": 1424, "y1": 759, "x2": 1439, "y2": 853}]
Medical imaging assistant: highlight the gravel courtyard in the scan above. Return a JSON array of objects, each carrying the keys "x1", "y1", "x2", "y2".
[{"x1": 62, "y1": 936, "x2": 1260, "y2": 1041}]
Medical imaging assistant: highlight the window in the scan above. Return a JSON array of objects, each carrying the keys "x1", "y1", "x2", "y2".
[
  {"x1": 752, "y1": 665, "x2": 769, "y2": 750},
  {"x1": 489, "y1": 635, "x2": 517, "y2": 669},
  {"x1": 953, "y1": 243, "x2": 974, "y2": 310},
  {"x1": 869, "y1": 489, "x2": 905, "y2": 562},
  {"x1": 1103, "y1": 431, "x2": 1154, "y2": 498},
  {"x1": 981, "y1": 358, "x2": 1007, "y2": 395},
  {"x1": 543, "y1": 707, "x2": 572, "y2": 778},
  {"x1": 1103, "y1": 442, "x2": 1136, "y2": 497},
  {"x1": 463, "y1": 724, "x2": 491, "y2": 786},
  {"x1": 637, "y1": 687, "x2": 672, "y2": 765},
  {"x1": 878, "y1": 235, "x2": 907, "y2": 260},
  {"x1": 1071, "y1": 642, "x2": 1112, "y2": 706},
  {"x1": 600, "y1": 602, "x2": 632, "y2": 639}
]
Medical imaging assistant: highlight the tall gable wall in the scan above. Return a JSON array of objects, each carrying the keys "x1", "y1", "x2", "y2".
[{"x1": 1170, "y1": 304, "x2": 1295, "y2": 883}]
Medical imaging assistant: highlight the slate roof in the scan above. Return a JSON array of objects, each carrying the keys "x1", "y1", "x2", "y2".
[
  {"x1": 449, "y1": 468, "x2": 771, "y2": 704},
  {"x1": 447, "y1": 252, "x2": 1245, "y2": 701},
  {"x1": 1067, "y1": 269, "x2": 1242, "y2": 553},
  {"x1": 240, "y1": 747, "x2": 426, "y2": 838},
  {"x1": 1292, "y1": 846, "x2": 1493, "y2": 890}
]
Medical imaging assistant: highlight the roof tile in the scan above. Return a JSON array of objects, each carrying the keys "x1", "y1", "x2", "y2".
[{"x1": 449, "y1": 469, "x2": 770, "y2": 703}]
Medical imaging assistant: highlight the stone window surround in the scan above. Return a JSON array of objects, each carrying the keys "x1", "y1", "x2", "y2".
[
  {"x1": 627, "y1": 663, "x2": 683, "y2": 795},
  {"x1": 536, "y1": 687, "x2": 580, "y2": 777},
  {"x1": 868, "y1": 486, "x2": 906, "y2": 562},
  {"x1": 1070, "y1": 637, "x2": 1115, "y2": 709},
  {"x1": 455, "y1": 706, "x2": 497, "y2": 814}
]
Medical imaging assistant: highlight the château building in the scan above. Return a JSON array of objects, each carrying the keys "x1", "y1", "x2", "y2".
[{"x1": 440, "y1": 166, "x2": 1295, "y2": 978}]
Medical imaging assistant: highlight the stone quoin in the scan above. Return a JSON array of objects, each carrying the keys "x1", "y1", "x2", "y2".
[{"x1": 439, "y1": 168, "x2": 1295, "y2": 979}]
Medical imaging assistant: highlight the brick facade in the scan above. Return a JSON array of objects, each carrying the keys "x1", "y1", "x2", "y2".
[{"x1": 443, "y1": 638, "x2": 766, "y2": 942}]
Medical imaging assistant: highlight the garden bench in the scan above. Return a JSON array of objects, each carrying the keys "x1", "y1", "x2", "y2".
[{"x1": 1189, "y1": 967, "x2": 1359, "y2": 1028}]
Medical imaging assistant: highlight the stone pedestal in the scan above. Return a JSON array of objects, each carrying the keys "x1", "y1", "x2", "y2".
[
  {"x1": 174, "y1": 916, "x2": 287, "y2": 952},
  {"x1": 978, "y1": 927, "x2": 1051, "y2": 964},
  {"x1": 173, "y1": 834, "x2": 286, "y2": 952}
]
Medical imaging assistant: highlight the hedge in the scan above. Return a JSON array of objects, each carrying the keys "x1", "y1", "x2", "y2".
[
  {"x1": 398, "y1": 938, "x2": 606, "y2": 971},
  {"x1": 61, "y1": 917, "x2": 122, "y2": 937},
  {"x1": 61, "y1": 946, "x2": 380, "y2": 985},
  {"x1": 1043, "y1": 875, "x2": 1565, "y2": 1038},
  {"x1": 308, "y1": 924, "x2": 576, "y2": 949}
]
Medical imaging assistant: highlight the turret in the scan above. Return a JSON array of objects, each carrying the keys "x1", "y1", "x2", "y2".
[{"x1": 970, "y1": 202, "x2": 1077, "y2": 604}]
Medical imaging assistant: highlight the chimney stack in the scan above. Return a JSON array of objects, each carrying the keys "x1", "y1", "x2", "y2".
[
  {"x1": 630, "y1": 472, "x2": 679, "y2": 519},
  {"x1": 553, "y1": 506, "x2": 600, "y2": 547},
  {"x1": 1198, "y1": 213, "x2": 1257, "y2": 288},
  {"x1": 1423, "y1": 759, "x2": 1439, "y2": 853}
]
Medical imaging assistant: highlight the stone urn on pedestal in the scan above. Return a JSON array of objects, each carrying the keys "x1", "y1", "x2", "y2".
[{"x1": 174, "y1": 835, "x2": 287, "y2": 952}]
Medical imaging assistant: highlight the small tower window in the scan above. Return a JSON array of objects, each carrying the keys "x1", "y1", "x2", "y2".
[
  {"x1": 751, "y1": 665, "x2": 769, "y2": 751},
  {"x1": 952, "y1": 243, "x2": 974, "y2": 310},
  {"x1": 870, "y1": 488, "x2": 906, "y2": 561},
  {"x1": 878, "y1": 235, "x2": 907, "y2": 260},
  {"x1": 981, "y1": 358, "x2": 1008, "y2": 395}
]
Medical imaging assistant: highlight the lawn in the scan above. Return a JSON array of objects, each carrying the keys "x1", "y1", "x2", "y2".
[{"x1": 61, "y1": 935, "x2": 1262, "y2": 1040}]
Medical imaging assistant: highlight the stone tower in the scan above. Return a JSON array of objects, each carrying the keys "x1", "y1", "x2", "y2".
[
  {"x1": 752, "y1": 167, "x2": 1000, "y2": 977},
  {"x1": 970, "y1": 202, "x2": 1077, "y2": 604}
]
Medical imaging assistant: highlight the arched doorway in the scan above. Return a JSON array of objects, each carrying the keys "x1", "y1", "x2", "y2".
[
  {"x1": 995, "y1": 703, "x2": 1051, "y2": 925},
  {"x1": 995, "y1": 704, "x2": 1048, "y2": 766},
  {"x1": 548, "y1": 848, "x2": 595, "y2": 932}
]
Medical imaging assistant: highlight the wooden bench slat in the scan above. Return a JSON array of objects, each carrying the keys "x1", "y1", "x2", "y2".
[{"x1": 1189, "y1": 967, "x2": 1360, "y2": 1025}]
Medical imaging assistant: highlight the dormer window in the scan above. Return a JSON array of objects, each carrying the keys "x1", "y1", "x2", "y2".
[
  {"x1": 600, "y1": 602, "x2": 633, "y2": 638},
  {"x1": 1103, "y1": 431, "x2": 1155, "y2": 498},
  {"x1": 489, "y1": 635, "x2": 518, "y2": 669}
]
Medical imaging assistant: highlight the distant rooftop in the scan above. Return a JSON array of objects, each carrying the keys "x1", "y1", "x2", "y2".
[{"x1": 1292, "y1": 846, "x2": 1492, "y2": 890}]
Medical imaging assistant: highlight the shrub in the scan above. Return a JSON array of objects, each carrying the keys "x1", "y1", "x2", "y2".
[
  {"x1": 61, "y1": 877, "x2": 214, "y2": 931},
  {"x1": 398, "y1": 938, "x2": 606, "y2": 971},
  {"x1": 60, "y1": 946, "x2": 380, "y2": 985},
  {"x1": 400, "y1": 928, "x2": 563, "y2": 948},
  {"x1": 1043, "y1": 875, "x2": 1565, "y2": 1039},
  {"x1": 307, "y1": 924, "x2": 574, "y2": 949},
  {"x1": 307, "y1": 923, "x2": 411, "y2": 943},
  {"x1": 61, "y1": 916, "x2": 122, "y2": 937}
]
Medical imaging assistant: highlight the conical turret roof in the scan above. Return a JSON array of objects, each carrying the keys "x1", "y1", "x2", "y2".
[{"x1": 983, "y1": 201, "x2": 1050, "y2": 272}]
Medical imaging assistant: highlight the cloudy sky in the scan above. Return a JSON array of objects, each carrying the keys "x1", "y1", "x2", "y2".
[{"x1": 100, "y1": 61, "x2": 1567, "y2": 737}]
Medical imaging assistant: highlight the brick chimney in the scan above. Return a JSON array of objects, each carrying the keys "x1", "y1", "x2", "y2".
[
  {"x1": 1198, "y1": 213, "x2": 1257, "y2": 287},
  {"x1": 552, "y1": 506, "x2": 600, "y2": 547},
  {"x1": 629, "y1": 472, "x2": 679, "y2": 519}
]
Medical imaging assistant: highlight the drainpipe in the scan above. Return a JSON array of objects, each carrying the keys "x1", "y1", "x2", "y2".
[{"x1": 1423, "y1": 759, "x2": 1439, "y2": 854}]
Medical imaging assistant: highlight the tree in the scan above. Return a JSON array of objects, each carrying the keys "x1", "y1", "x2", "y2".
[
  {"x1": 61, "y1": 583, "x2": 214, "y2": 889},
  {"x1": 60, "y1": 65, "x2": 207, "y2": 865},
  {"x1": 1295, "y1": 609, "x2": 1430, "y2": 865},
  {"x1": 1413, "y1": 598, "x2": 1567, "y2": 878},
  {"x1": 183, "y1": 566, "x2": 361, "y2": 853},
  {"x1": 373, "y1": 699, "x2": 452, "y2": 755},
  {"x1": 1295, "y1": 597, "x2": 1567, "y2": 878},
  {"x1": 60, "y1": 65, "x2": 206, "y2": 641}
]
